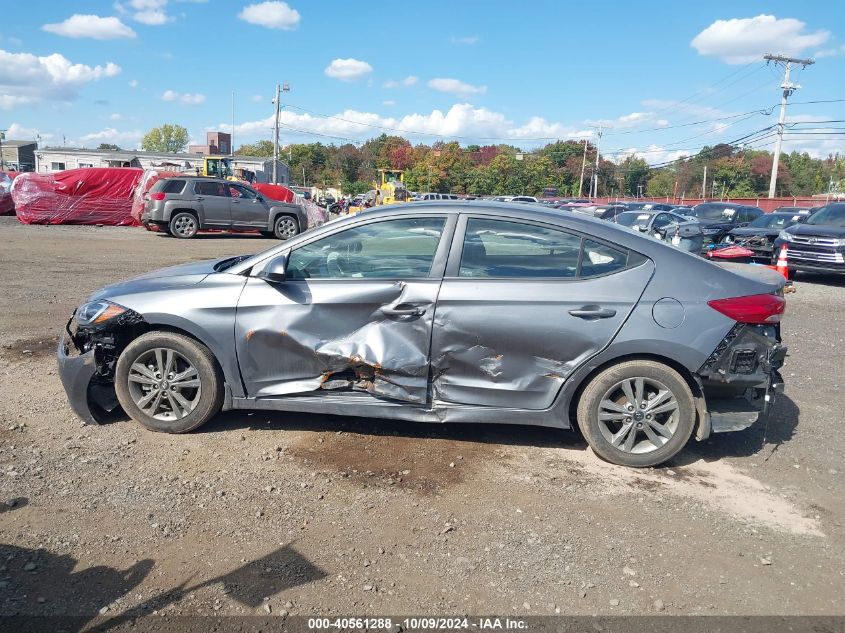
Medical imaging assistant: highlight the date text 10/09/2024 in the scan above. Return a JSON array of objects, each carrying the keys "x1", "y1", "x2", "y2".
[{"x1": 307, "y1": 617, "x2": 528, "y2": 630}]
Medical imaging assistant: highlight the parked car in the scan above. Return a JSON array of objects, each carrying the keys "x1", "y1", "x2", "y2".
[
  {"x1": 672, "y1": 205, "x2": 695, "y2": 217},
  {"x1": 687, "y1": 202, "x2": 764, "y2": 245},
  {"x1": 510, "y1": 196, "x2": 538, "y2": 203},
  {"x1": 59, "y1": 202, "x2": 787, "y2": 468},
  {"x1": 415, "y1": 192, "x2": 460, "y2": 201},
  {"x1": 773, "y1": 202, "x2": 845, "y2": 274},
  {"x1": 621, "y1": 201, "x2": 676, "y2": 212},
  {"x1": 142, "y1": 177, "x2": 306, "y2": 240},
  {"x1": 724, "y1": 211, "x2": 810, "y2": 263},
  {"x1": 614, "y1": 210, "x2": 703, "y2": 253},
  {"x1": 575, "y1": 204, "x2": 629, "y2": 220}
]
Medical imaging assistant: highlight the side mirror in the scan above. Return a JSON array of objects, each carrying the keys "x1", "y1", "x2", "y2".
[{"x1": 255, "y1": 255, "x2": 287, "y2": 283}]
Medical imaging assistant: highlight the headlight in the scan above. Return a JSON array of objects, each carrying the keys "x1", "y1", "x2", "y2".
[
  {"x1": 77, "y1": 300, "x2": 127, "y2": 326},
  {"x1": 778, "y1": 230, "x2": 795, "y2": 242}
]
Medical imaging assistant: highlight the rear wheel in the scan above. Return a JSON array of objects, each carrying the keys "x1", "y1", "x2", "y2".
[
  {"x1": 114, "y1": 332, "x2": 223, "y2": 433},
  {"x1": 169, "y1": 212, "x2": 198, "y2": 239},
  {"x1": 576, "y1": 360, "x2": 695, "y2": 467},
  {"x1": 273, "y1": 215, "x2": 299, "y2": 240}
]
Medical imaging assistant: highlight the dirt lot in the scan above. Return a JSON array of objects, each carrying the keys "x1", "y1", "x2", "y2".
[{"x1": 0, "y1": 217, "x2": 843, "y2": 623}]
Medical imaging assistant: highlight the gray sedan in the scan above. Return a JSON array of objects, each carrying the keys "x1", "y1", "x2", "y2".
[{"x1": 58, "y1": 202, "x2": 787, "y2": 467}]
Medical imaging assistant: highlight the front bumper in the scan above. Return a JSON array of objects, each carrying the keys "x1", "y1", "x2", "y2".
[{"x1": 57, "y1": 335, "x2": 101, "y2": 424}]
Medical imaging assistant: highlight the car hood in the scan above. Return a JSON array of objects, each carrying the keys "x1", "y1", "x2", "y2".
[
  {"x1": 729, "y1": 227, "x2": 778, "y2": 238},
  {"x1": 789, "y1": 224, "x2": 845, "y2": 238},
  {"x1": 88, "y1": 257, "x2": 230, "y2": 301}
]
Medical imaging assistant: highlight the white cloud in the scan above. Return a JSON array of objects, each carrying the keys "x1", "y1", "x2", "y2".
[
  {"x1": 814, "y1": 47, "x2": 840, "y2": 58},
  {"x1": 451, "y1": 35, "x2": 479, "y2": 45},
  {"x1": 79, "y1": 127, "x2": 143, "y2": 146},
  {"x1": 133, "y1": 10, "x2": 170, "y2": 24},
  {"x1": 382, "y1": 100, "x2": 396, "y2": 106},
  {"x1": 691, "y1": 15, "x2": 830, "y2": 64},
  {"x1": 0, "y1": 49, "x2": 121, "y2": 109},
  {"x1": 42, "y1": 14, "x2": 136, "y2": 39},
  {"x1": 5, "y1": 123, "x2": 52, "y2": 141},
  {"x1": 109, "y1": 113, "x2": 123, "y2": 120},
  {"x1": 161, "y1": 90, "x2": 205, "y2": 105},
  {"x1": 324, "y1": 58, "x2": 373, "y2": 81},
  {"x1": 238, "y1": 1, "x2": 300, "y2": 30},
  {"x1": 384, "y1": 75, "x2": 418, "y2": 88},
  {"x1": 250, "y1": 94, "x2": 264, "y2": 102},
  {"x1": 428, "y1": 78, "x2": 487, "y2": 97},
  {"x1": 585, "y1": 111, "x2": 653, "y2": 129},
  {"x1": 115, "y1": 0, "x2": 174, "y2": 25},
  {"x1": 129, "y1": 79, "x2": 139, "y2": 88}
]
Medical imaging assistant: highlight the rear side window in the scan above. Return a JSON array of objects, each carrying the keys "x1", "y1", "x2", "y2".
[
  {"x1": 151, "y1": 179, "x2": 186, "y2": 194},
  {"x1": 458, "y1": 219, "x2": 580, "y2": 278}
]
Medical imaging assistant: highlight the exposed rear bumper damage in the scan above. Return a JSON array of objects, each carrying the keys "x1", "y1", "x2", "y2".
[
  {"x1": 696, "y1": 323, "x2": 786, "y2": 435},
  {"x1": 57, "y1": 309, "x2": 148, "y2": 424}
]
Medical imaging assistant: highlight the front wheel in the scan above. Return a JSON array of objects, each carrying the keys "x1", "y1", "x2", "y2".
[
  {"x1": 576, "y1": 360, "x2": 695, "y2": 467},
  {"x1": 274, "y1": 215, "x2": 300, "y2": 240},
  {"x1": 114, "y1": 332, "x2": 223, "y2": 433}
]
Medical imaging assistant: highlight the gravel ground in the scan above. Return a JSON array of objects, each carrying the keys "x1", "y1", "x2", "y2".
[{"x1": 0, "y1": 217, "x2": 843, "y2": 623}]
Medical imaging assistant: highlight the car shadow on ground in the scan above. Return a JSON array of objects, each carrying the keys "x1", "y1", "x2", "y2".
[
  {"x1": 0, "y1": 498, "x2": 326, "y2": 629},
  {"x1": 153, "y1": 231, "x2": 273, "y2": 241},
  {"x1": 670, "y1": 393, "x2": 800, "y2": 467},
  {"x1": 793, "y1": 271, "x2": 845, "y2": 288},
  {"x1": 199, "y1": 408, "x2": 589, "y2": 452}
]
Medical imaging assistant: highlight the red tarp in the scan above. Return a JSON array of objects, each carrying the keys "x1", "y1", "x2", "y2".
[
  {"x1": 253, "y1": 183, "x2": 295, "y2": 203},
  {"x1": 130, "y1": 169, "x2": 178, "y2": 227},
  {"x1": 12, "y1": 167, "x2": 144, "y2": 225}
]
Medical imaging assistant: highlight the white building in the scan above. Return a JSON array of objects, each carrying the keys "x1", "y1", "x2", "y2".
[{"x1": 34, "y1": 147, "x2": 290, "y2": 184}]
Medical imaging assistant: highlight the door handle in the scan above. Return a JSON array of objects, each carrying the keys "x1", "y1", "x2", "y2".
[
  {"x1": 569, "y1": 306, "x2": 617, "y2": 319},
  {"x1": 231, "y1": 199, "x2": 240, "y2": 203},
  {"x1": 382, "y1": 304, "x2": 426, "y2": 317},
  {"x1": 194, "y1": 197, "x2": 204, "y2": 201}
]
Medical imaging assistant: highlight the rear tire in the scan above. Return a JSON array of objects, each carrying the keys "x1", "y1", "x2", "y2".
[
  {"x1": 273, "y1": 215, "x2": 299, "y2": 240},
  {"x1": 576, "y1": 360, "x2": 695, "y2": 467},
  {"x1": 115, "y1": 332, "x2": 223, "y2": 434},
  {"x1": 169, "y1": 212, "x2": 198, "y2": 239}
]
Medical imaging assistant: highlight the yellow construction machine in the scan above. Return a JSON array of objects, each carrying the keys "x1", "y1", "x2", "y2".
[{"x1": 372, "y1": 169, "x2": 410, "y2": 205}]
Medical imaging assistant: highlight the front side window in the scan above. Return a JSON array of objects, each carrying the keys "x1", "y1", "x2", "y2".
[
  {"x1": 287, "y1": 217, "x2": 446, "y2": 280},
  {"x1": 229, "y1": 184, "x2": 257, "y2": 199},
  {"x1": 194, "y1": 181, "x2": 229, "y2": 197}
]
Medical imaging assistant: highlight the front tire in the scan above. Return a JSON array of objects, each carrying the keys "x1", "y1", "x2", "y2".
[
  {"x1": 169, "y1": 212, "x2": 199, "y2": 239},
  {"x1": 114, "y1": 332, "x2": 223, "y2": 433},
  {"x1": 576, "y1": 360, "x2": 695, "y2": 467},
  {"x1": 273, "y1": 215, "x2": 299, "y2": 240}
]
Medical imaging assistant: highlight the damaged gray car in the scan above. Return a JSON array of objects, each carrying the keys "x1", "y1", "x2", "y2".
[{"x1": 58, "y1": 202, "x2": 787, "y2": 467}]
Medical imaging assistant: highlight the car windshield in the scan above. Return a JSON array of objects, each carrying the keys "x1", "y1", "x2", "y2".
[
  {"x1": 693, "y1": 204, "x2": 737, "y2": 220},
  {"x1": 806, "y1": 204, "x2": 845, "y2": 227},
  {"x1": 747, "y1": 214, "x2": 799, "y2": 229},
  {"x1": 615, "y1": 212, "x2": 652, "y2": 229}
]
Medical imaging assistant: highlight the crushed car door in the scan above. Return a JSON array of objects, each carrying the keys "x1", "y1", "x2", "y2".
[
  {"x1": 235, "y1": 215, "x2": 454, "y2": 404},
  {"x1": 430, "y1": 216, "x2": 654, "y2": 410}
]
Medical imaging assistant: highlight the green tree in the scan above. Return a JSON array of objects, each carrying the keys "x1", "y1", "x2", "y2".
[
  {"x1": 141, "y1": 124, "x2": 189, "y2": 153},
  {"x1": 97, "y1": 143, "x2": 120, "y2": 151},
  {"x1": 646, "y1": 170, "x2": 676, "y2": 197},
  {"x1": 235, "y1": 140, "x2": 274, "y2": 156}
]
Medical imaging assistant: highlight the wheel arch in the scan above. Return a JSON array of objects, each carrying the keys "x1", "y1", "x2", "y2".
[{"x1": 169, "y1": 207, "x2": 202, "y2": 225}]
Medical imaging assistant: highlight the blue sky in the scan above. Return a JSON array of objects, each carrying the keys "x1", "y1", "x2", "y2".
[{"x1": 2, "y1": 0, "x2": 843, "y2": 163}]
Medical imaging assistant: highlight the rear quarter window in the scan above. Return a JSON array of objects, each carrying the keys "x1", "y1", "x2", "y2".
[{"x1": 151, "y1": 179, "x2": 186, "y2": 194}]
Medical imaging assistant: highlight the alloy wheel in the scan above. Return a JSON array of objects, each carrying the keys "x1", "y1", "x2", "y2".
[
  {"x1": 276, "y1": 216, "x2": 297, "y2": 239},
  {"x1": 126, "y1": 348, "x2": 202, "y2": 421},
  {"x1": 172, "y1": 215, "x2": 197, "y2": 237},
  {"x1": 596, "y1": 377, "x2": 679, "y2": 454}
]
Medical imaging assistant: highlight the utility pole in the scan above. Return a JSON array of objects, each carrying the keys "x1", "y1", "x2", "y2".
[
  {"x1": 765, "y1": 54, "x2": 814, "y2": 199},
  {"x1": 231, "y1": 90, "x2": 235, "y2": 156},
  {"x1": 592, "y1": 126, "x2": 603, "y2": 198},
  {"x1": 577, "y1": 138, "x2": 588, "y2": 197},
  {"x1": 0, "y1": 130, "x2": 5, "y2": 172},
  {"x1": 272, "y1": 82, "x2": 290, "y2": 185},
  {"x1": 701, "y1": 165, "x2": 707, "y2": 199}
]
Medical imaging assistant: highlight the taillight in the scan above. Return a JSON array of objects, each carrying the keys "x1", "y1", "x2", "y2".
[
  {"x1": 150, "y1": 192, "x2": 166, "y2": 201},
  {"x1": 707, "y1": 293, "x2": 785, "y2": 324}
]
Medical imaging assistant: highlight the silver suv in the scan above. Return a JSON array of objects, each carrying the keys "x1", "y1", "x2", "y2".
[{"x1": 142, "y1": 177, "x2": 306, "y2": 240}]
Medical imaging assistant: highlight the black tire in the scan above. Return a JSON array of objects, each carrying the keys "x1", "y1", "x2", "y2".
[
  {"x1": 576, "y1": 360, "x2": 695, "y2": 467},
  {"x1": 273, "y1": 215, "x2": 300, "y2": 240},
  {"x1": 259, "y1": 231, "x2": 275, "y2": 238},
  {"x1": 169, "y1": 212, "x2": 199, "y2": 239},
  {"x1": 114, "y1": 331, "x2": 223, "y2": 433}
]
